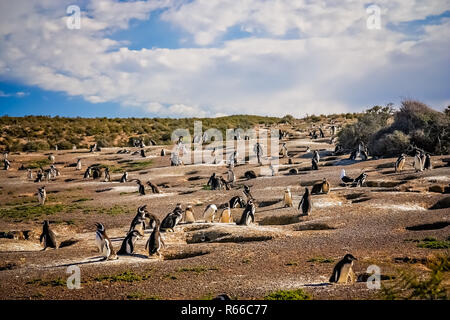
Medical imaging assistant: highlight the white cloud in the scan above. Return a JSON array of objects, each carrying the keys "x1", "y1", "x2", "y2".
[{"x1": 0, "y1": 0, "x2": 449, "y2": 117}]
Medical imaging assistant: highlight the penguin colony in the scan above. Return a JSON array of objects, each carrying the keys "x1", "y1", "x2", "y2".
[{"x1": 2, "y1": 123, "x2": 439, "y2": 294}]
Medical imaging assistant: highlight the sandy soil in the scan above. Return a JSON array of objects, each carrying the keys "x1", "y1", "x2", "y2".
[{"x1": 0, "y1": 131, "x2": 449, "y2": 300}]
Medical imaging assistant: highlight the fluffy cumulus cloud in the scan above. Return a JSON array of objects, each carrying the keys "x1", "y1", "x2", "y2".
[{"x1": 0, "y1": 0, "x2": 449, "y2": 117}]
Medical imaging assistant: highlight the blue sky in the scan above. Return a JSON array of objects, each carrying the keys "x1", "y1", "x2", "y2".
[{"x1": 0, "y1": 1, "x2": 449, "y2": 118}]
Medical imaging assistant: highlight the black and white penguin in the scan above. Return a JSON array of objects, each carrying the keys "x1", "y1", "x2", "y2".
[
  {"x1": 219, "y1": 176, "x2": 230, "y2": 190},
  {"x1": 353, "y1": 172, "x2": 367, "y2": 187},
  {"x1": 227, "y1": 169, "x2": 236, "y2": 186},
  {"x1": 92, "y1": 167, "x2": 101, "y2": 179},
  {"x1": 161, "y1": 149, "x2": 166, "y2": 156},
  {"x1": 243, "y1": 185, "x2": 254, "y2": 202},
  {"x1": 340, "y1": 169, "x2": 354, "y2": 185},
  {"x1": 423, "y1": 154, "x2": 432, "y2": 170},
  {"x1": 84, "y1": 167, "x2": 92, "y2": 179},
  {"x1": 237, "y1": 199, "x2": 256, "y2": 226},
  {"x1": 95, "y1": 223, "x2": 118, "y2": 260},
  {"x1": 207, "y1": 173, "x2": 220, "y2": 190},
  {"x1": 311, "y1": 158, "x2": 319, "y2": 170},
  {"x1": 135, "y1": 179, "x2": 145, "y2": 195},
  {"x1": 160, "y1": 205, "x2": 183, "y2": 232},
  {"x1": 329, "y1": 254, "x2": 357, "y2": 284},
  {"x1": 203, "y1": 204, "x2": 218, "y2": 223},
  {"x1": 104, "y1": 167, "x2": 111, "y2": 182},
  {"x1": 146, "y1": 181, "x2": 161, "y2": 194},
  {"x1": 120, "y1": 171, "x2": 128, "y2": 183},
  {"x1": 395, "y1": 154, "x2": 406, "y2": 173},
  {"x1": 76, "y1": 159, "x2": 82, "y2": 170},
  {"x1": 349, "y1": 149, "x2": 358, "y2": 160},
  {"x1": 27, "y1": 169, "x2": 33, "y2": 180},
  {"x1": 35, "y1": 170, "x2": 43, "y2": 183},
  {"x1": 312, "y1": 150, "x2": 320, "y2": 164},
  {"x1": 229, "y1": 196, "x2": 246, "y2": 208},
  {"x1": 414, "y1": 151, "x2": 423, "y2": 172},
  {"x1": 40, "y1": 220, "x2": 57, "y2": 250},
  {"x1": 37, "y1": 186, "x2": 46, "y2": 205},
  {"x1": 140, "y1": 149, "x2": 146, "y2": 158},
  {"x1": 3, "y1": 159, "x2": 10, "y2": 170},
  {"x1": 118, "y1": 230, "x2": 141, "y2": 255},
  {"x1": 48, "y1": 154, "x2": 55, "y2": 163},
  {"x1": 298, "y1": 187, "x2": 312, "y2": 216},
  {"x1": 145, "y1": 218, "x2": 164, "y2": 259},
  {"x1": 128, "y1": 205, "x2": 148, "y2": 234},
  {"x1": 360, "y1": 150, "x2": 368, "y2": 161},
  {"x1": 212, "y1": 294, "x2": 231, "y2": 300}
]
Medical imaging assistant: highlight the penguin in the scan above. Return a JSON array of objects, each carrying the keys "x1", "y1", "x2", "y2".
[
  {"x1": 135, "y1": 179, "x2": 145, "y2": 195},
  {"x1": 27, "y1": 169, "x2": 33, "y2": 180},
  {"x1": 313, "y1": 150, "x2": 320, "y2": 164},
  {"x1": 280, "y1": 142, "x2": 288, "y2": 158},
  {"x1": 145, "y1": 219, "x2": 164, "y2": 259},
  {"x1": 319, "y1": 127, "x2": 325, "y2": 138},
  {"x1": 129, "y1": 205, "x2": 148, "y2": 235},
  {"x1": 237, "y1": 199, "x2": 256, "y2": 226},
  {"x1": 92, "y1": 167, "x2": 101, "y2": 179},
  {"x1": 118, "y1": 230, "x2": 141, "y2": 255},
  {"x1": 160, "y1": 205, "x2": 183, "y2": 232},
  {"x1": 283, "y1": 188, "x2": 293, "y2": 207},
  {"x1": 219, "y1": 176, "x2": 230, "y2": 190},
  {"x1": 311, "y1": 181, "x2": 323, "y2": 194},
  {"x1": 76, "y1": 159, "x2": 82, "y2": 170},
  {"x1": 329, "y1": 254, "x2": 357, "y2": 284},
  {"x1": 227, "y1": 169, "x2": 235, "y2": 186},
  {"x1": 414, "y1": 151, "x2": 423, "y2": 172},
  {"x1": 120, "y1": 171, "x2": 128, "y2": 183},
  {"x1": 311, "y1": 158, "x2": 319, "y2": 170},
  {"x1": 48, "y1": 154, "x2": 55, "y2": 163},
  {"x1": 420, "y1": 152, "x2": 426, "y2": 170},
  {"x1": 349, "y1": 149, "x2": 358, "y2": 160},
  {"x1": 244, "y1": 170, "x2": 257, "y2": 179},
  {"x1": 321, "y1": 178, "x2": 330, "y2": 194},
  {"x1": 95, "y1": 223, "x2": 118, "y2": 260},
  {"x1": 35, "y1": 170, "x2": 43, "y2": 183},
  {"x1": 161, "y1": 149, "x2": 166, "y2": 156},
  {"x1": 305, "y1": 146, "x2": 311, "y2": 153},
  {"x1": 243, "y1": 185, "x2": 254, "y2": 202},
  {"x1": 140, "y1": 149, "x2": 146, "y2": 158},
  {"x1": 146, "y1": 181, "x2": 161, "y2": 194},
  {"x1": 40, "y1": 220, "x2": 57, "y2": 250},
  {"x1": 340, "y1": 169, "x2": 354, "y2": 185},
  {"x1": 3, "y1": 159, "x2": 10, "y2": 170},
  {"x1": 298, "y1": 187, "x2": 312, "y2": 216},
  {"x1": 229, "y1": 196, "x2": 246, "y2": 208},
  {"x1": 395, "y1": 154, "x2": 406, "y2": 173},
  {"x1": 84, "y1": 167, "x2": 92, "y2": 179},
  {"x1": 353, "y1": 172, "x2": 367, "y2": 187},
  {"x1": 289, "y1": 168, "x2": 298, "y2": 175},
  {"x1": 104, "y1": 167, "x2": 111, "y2": 182},
  {"x1": 219, "y1": 205, "x2": 233, "y2": 223},
  {"x1": 360, "y1": 150, "x2": 368, "y2": 161},
  {"x1": 37, "y1": 186, "x2": 46, "y2": 205},
  {"x1": 212, "y1": 294, "x2": 231, "y2": 300},
  {"x1": 207, "y1": 173, "x2": 221, "y2": 190},
  {"x1": 424, "y1": 154, "x2": 432, "y2": 170},
  {"x1": 90, "y1": 144, "x2": 97, "y2": 153},
  {"x1": 203, "y1": 204, "x2": 218, "y2": 223},
  {"x1": 184, "y1": 205, "x2": 196, "y2": 223},
  {"x1": 269, "y1": 163, "x2": 276, "y2": 176}
]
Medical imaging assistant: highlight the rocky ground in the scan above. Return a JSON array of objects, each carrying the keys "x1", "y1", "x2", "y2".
[{"x1": 0, "y1": 127, "x2": 449, "y2": 300}]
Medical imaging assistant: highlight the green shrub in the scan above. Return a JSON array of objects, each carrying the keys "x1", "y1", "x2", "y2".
[{"x1": 265, "y1": 288, "x2": 312, "y2": 300}]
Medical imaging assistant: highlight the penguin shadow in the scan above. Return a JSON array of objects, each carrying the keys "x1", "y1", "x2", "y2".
[
  {"x1": 47, "y1": 256, "x2": 107, "y2": 269},
  {"x1": 118, "y1": 253, "x2": 149, "y2": 259}
]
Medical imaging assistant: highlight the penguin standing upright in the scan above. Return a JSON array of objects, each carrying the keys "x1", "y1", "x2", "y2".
[
  {"x1": 321, "y1": 178, "x2": 330, "y2": 194},
  {"x1": 313, "y1": 150, "x2": 320, "y2": 164},
  {"x1": 219, "y1": 205, "x2": 233, "y2": 223},
  {"x1": 48, "y1": 154, "x2": 55, "y2": 163},
  {"x1": 118, "y1": 230, "x2": 141, "y2": 255},
  {"x1": 128, "y1": 205, "x2": 148, "y2": 234},
  {"x1": 203, "y1": 204, "x2": 218, "y2": 223},
  {"x1": 237, "y1": 199, "x2": 256, "y2": 226},
  {"x1": 27, "y1": 169, "x2": 33, "y2": 180},
  {"x1": 311, "y1": 158, "x2": 319, "y2": 170},
  {"x1": 3, "y1": 159, "x2": 10, "y2": 170},
  {"x1": 120, "y1": 171, "x2": 128, "y2": 183},
  {"x1": 161, "y1": 149, "x2": 166, "y2": 156},
  {"x1": 298, "y1": 187, "x2": 312, "y2": 216},
  {"x1": 329, "y1": 254, "x2": 357, "y2": 284},
  {"x1": 40, "y1": 220, "x2": 57, "y2": 250},
  {"x1": 145, "y1": 219, "x2": 164, "y2": 259},
  {"x1": 229, "y1": 196, "x2": 245, "y2": 208},
  {"x1": 414, "y1": 151, "x2": 423, "y2": 172},
  {"x1": 135, "y1": 180, "x2": 145, "y2": 195},
  {"x1": 104, "y1": 167, "x2": 111, "y2": 182},
  {"x1": 95, "y1": 223, "x2": 117, "y2": 260},
  {"x1": 395, "y1": 154, "x2": 406, "y2": 173},
  {"x1": 283, "y1": 188, "x2": 293, "y2": 207},
  {"x1": 35, "y1": 170, "x2": 43, "y2": 183},
  {"x1": 227, "y1": 169, "x2": 235, "y2": 186},
  {"x1": 76, "y1": 159, "x2": 82, "y2": 170},
  {"x1": 37, "y1": 186, "x2": 46, "y2": 205},
  {"x1": 184, "y1": 205, "x2": 196, "y2": 223},
  {"x1": 84, "y1": 167, "x2": 92, "y2": 179},
  {"x1": 243, "y1": 185, "x2": 254, "y2": 202},
  {"x1": 140, "y1": 149, "x2": 146, "y2": 158},
  {"x1": 424, "y1": 154, "x2": 432, "y2": 170},
  {"x1": 353, "y1": 172, "x2": 367, "y2": 187}
]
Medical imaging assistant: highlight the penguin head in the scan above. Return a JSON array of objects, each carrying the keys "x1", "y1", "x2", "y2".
[
  {"x1": 95, "y1": 222, "x2": 105, "y2": 232},
  {"x1": 344, "y1": 254, "x2": 357, "y2": 262},
  {"x1": 304, "y1": 187, "x2": 309, "y2": 195},
  {"x1": 43, "y1": 220, "x2": 49, "y2": 227}
]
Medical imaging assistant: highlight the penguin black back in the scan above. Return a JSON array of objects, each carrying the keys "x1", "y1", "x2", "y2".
[{"x1": 40, "y1": 220, "x2": 57, "y2": 250}]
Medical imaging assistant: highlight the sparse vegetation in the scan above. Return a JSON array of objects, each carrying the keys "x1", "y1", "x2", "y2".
[
  {"x1": 265, "y1": 288, "x2": 312, "y2": 300},
  {"x1": 94, "y1": 271, "x2": 151, "y2": 283}
]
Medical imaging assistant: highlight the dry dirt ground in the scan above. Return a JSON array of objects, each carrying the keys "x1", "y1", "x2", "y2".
[{"x1": 0, "y1": 129, "x2": 449, "y2": 300}]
